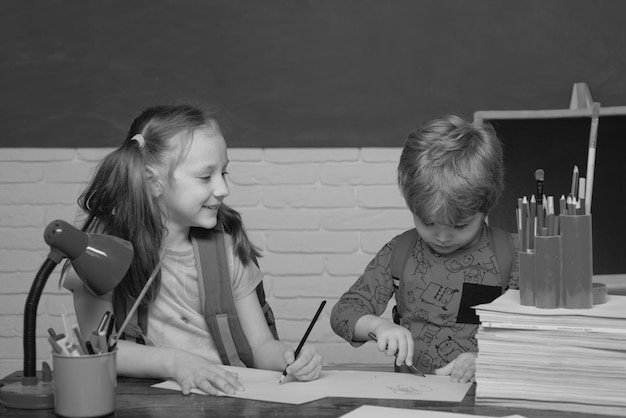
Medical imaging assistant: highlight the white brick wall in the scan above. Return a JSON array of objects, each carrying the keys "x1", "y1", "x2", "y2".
[{"x1": 0, "y1": 147, "x2": 415, "y2": 378}]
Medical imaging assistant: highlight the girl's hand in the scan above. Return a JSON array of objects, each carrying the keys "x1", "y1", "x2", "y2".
[
  {"x1": 434, "y1": 352, "x2": 477, "y2": 383},
  {"x1": 372, "y1": 323, "x2": 414, "y2": 368},
  {"x1": 282, "y1": 344, "x2": 323, "y2": 382},
  {"x1": 171, "y1": 355, "x2": 245, "y2": 396}
]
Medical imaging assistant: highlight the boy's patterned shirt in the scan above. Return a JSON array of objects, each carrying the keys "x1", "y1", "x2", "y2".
[{"x1": 331, "y1": 225, "x2": 518, "y2": 374}]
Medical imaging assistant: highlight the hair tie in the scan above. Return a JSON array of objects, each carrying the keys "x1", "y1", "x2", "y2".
[{"x1": 131, "y1": 134, "x2": 145, "y2": 148}]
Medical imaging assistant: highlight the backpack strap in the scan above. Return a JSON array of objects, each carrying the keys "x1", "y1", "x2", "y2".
[
  {"x1": 192, "y1": 227, "x2": 252, "y2": 368},
  {"x1": 389, "y1": 229, "x2": 419, "y2": 324},
  {"x1": 486, "y1": 225, "x2": 514, "y2": 293}
]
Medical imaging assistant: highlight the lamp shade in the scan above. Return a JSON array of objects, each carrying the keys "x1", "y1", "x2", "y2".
[{"x1": 44, "y1": 220, "x2": 133, "y2": 295}]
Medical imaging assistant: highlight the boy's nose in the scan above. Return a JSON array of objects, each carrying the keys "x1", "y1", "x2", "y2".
[{"x1": 434, "y1": 229, "x2": 453, "y2": 244}]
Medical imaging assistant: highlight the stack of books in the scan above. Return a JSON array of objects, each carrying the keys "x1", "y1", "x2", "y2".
[{"x1": 474, "y1": 290, "x2": 626, "y2": 416}]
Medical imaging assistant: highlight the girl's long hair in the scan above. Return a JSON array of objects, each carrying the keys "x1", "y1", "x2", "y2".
[{"x1": 77, "y1": 104, "x2": 260, "y2": 310}]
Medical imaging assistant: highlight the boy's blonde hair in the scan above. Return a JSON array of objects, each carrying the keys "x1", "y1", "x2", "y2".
[{"x1": 397, "y1": 115, "x2": 504, "y2": 226}]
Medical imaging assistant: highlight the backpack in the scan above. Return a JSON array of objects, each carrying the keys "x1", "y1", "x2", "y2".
[
  {"x1": 389, "y1": 226, "x2": 514, "y2": 325},
  {"x1": 114, "y1": 227, "x2": 278, "y2": 368}
]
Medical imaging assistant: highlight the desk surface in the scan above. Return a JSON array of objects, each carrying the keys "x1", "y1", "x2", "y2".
[{"x1": 0, "y1": 371, "x2": 615, "y2": 418}]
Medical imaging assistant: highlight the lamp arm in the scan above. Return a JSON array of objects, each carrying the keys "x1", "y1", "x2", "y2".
[{"x1": 22, "y1": 257, "x2": 59, "y2": 385}]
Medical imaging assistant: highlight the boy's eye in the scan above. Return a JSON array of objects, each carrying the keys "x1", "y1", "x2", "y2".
[{"x1": 454, "y1": 224, "x2": 468, "y2": 230}]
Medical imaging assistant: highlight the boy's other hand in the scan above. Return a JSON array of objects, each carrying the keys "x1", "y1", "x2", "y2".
[{"x1": 434, "y1": 352, "x2": 477, "y2": 383}]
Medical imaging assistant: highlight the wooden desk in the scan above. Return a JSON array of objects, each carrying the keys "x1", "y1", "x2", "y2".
[{"x1": 0, "y1": 371, "x2": 614, "y2": 418}]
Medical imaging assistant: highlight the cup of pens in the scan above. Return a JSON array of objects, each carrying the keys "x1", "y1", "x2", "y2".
[
  {"x1": 50, "y1": 312, "x2": 117, "y2": 417},
  {"x1": 53, "y1": 349, "x2": 116, "y2": 417}
]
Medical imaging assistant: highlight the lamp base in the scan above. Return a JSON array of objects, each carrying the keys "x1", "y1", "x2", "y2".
[{"x1": 0, "y1": 380, "x2": 54, "y2": 409}]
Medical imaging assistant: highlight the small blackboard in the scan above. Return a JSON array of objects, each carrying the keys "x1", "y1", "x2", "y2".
[{"x1": 476, "y1": 108, "x2": 626, "y2": 275}]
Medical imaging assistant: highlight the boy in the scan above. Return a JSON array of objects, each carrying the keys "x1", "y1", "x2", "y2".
[{"x1": 330, "y1": 115, "x2": 518, "y2": 383}]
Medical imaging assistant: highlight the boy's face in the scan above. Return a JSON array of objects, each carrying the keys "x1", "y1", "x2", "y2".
[{"x1": 412, "y1": 212, "x2": 485, "y2": 255}]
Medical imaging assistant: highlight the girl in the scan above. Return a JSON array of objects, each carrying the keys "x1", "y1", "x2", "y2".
[{"x1": 64, "y1": 104, "x2": 322, "y2": 395}]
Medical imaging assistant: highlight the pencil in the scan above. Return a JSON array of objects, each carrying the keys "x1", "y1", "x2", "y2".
[
  {"x1": 585, "y1": 103, "x2": 600, "y2": 214},
  {"x1": 367, "y1": 332, "x2": 425, "y2": 377},
  {"x1": 278, "y1": 300, "x2": 326, "y2": 384}
]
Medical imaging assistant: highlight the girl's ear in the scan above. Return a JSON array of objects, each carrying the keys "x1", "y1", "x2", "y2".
[{"x1": 145, "y1": 166, "x2": 163, "y2": 197}]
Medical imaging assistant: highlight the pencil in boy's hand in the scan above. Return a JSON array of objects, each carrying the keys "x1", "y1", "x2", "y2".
[
  {"x1": 278, "y1": 300, "x2": 326, "y2": 384},
  {"x1": 367, "y1": 332, "x2": 425, "y2": 377}
]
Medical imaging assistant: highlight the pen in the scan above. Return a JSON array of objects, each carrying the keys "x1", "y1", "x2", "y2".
[
  {"x1": 367, "y1": 332, "x2": 425, "y2": 377},
  {"x1": 278, "y1": 300, "x2": 326, "y2": 384}
]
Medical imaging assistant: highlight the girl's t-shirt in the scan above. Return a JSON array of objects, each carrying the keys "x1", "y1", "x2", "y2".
[
  {"x1": 147, "y1": 235, "x2": 262, "y2": 362},
  {"x1": 63, "y1": 233, "x2": 263, "y2": 364}
]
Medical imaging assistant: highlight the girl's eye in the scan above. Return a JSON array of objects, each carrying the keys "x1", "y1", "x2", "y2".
[{"x1": 454, "y1": 224, "x2": 468, "y2": 230}]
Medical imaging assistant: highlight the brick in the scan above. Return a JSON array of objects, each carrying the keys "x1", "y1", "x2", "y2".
[
  {"x1": 320, "y1": 162, "x2": 397, "y2": 186},
  {"x1": 325, "y1": 254, "x2": 374, "y2": 276},
  {"x1": 357, "y1": 186, "x2": 406, "y2": 208},
  {"x1": 360, "y1": 148, "x2": 402, "y2": 162},
  {"x1": 228, "y1": 163, "x2": 317, "y2": 185},
  {"x1": 263, "y1": 186, "x2": 354, "y2": 208},
  {"x1": 76, "y1": 148, "x2": 114, "y2": 162},
  {"x1": 228, "y1": 148, "x2": 263, "y2": 162},
  {"x1": 241, "y1": 209, "x2": 321, "y2": 231},
  {"x1": 0, "y1": 272, "x2": 39, "y2": 293},
  {"x1": 0, "y1": 206, "x2": 45, "y2": 227},
  {"x1": 0, "y1": 163, "x2": 43, "y2": 183},
  {"x1": 322, "y1": 209, "x2": 414, "y2": 231},
  {"x1": 0, "y1": 149, "x2": 76, "y2": 162},
  {"x1": 0, "y1": 227, "x2": 48, "y2": 250},
  {"x1": 226, "y1": 185, "x2": 262, "y2": 207},
  {"x1": 268, "y1": 276, "x2": 357, "y2": 298},
  {"x1": 0, "y1": 250, "x2": 47, "y2": 273},
  {"x1": 264, "y1": 148, "x2": 358, "y2": 163},
  {"x1": 0, "y1": 184, "x2": 82, "y2": 205},
  {"x1": 361, "y1": 230, "x2": 410, "y2": 253},
  {"x1": 258, "y1": 254, "x2": 326, "y2": 276},
  {"x1": 265, "y1": 231, "x2": 358, "y2": 253},
  {"x1": 43, "y1": 161, "x2": 97, "y2": 183}
]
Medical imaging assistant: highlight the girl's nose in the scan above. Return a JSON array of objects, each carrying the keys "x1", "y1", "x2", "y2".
[{"x1": 213, "y1": 176, "x2": 230, "y2": 198}]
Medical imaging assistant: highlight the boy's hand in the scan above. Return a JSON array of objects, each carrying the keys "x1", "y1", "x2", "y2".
[
  {"x1": 434, "y1": 352, "x2": 477, "y2": 383},
  {"x1": 371, "y1": 323, "x2": 414, "y2": 368},
  {"x1": 282, "y1": 344, "x2": 323, "y2": 382}
]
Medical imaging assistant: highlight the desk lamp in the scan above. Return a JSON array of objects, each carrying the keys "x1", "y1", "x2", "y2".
[{"x1": 0, "y1": 219, "x2": 133, "y2": 409}]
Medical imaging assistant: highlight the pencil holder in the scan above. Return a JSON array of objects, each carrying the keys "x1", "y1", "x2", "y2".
[
  {"x1": 53, "y1": 349, "x2": 116, "y2": 417},
  {"x1": 518, "y1": 251, "x2": 535, "y2": 306},
  {"x1": 533, "y1": 235, "x2": 562, "y2": 309},
  {"x1": 560, "y1": 214, "x2": 593, "y2": 309}
]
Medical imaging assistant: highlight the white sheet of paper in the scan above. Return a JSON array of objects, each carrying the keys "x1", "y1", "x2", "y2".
[
  {"x1": 340, "y1": 405, "x2": 528, "y2": 418},
  {"x1": 152, "y1": 366, "x2": 472, "y2": 405}
]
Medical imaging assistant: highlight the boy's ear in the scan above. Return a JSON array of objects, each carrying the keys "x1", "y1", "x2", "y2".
[{"x1": 145, "y1": 166, "x2": 163, "y2": 197}]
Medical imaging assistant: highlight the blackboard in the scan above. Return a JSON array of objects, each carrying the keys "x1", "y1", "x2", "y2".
[
  {"x1": 2, "y1": 0, "x2": 626, "y2": 147},
  {"x1": 477, "y1": 110, "x2": 626, "y2": 275}
]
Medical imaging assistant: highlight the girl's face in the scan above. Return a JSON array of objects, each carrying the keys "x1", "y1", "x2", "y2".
[
  {"x1": 159, "y1": 129, "x2": 229, "y2": 235},
  {"x1": 412, "y1": 212, "x2": 484, "y2": 255}
]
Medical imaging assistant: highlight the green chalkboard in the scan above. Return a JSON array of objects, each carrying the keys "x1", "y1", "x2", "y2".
[{"x1": 1, "y1": 0, "x2": 626, "y2": 147}]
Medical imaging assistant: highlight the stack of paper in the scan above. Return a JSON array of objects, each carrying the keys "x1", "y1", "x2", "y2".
[{"x1": 474, "y1": 290, "x2": 626, "y2": 417}]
